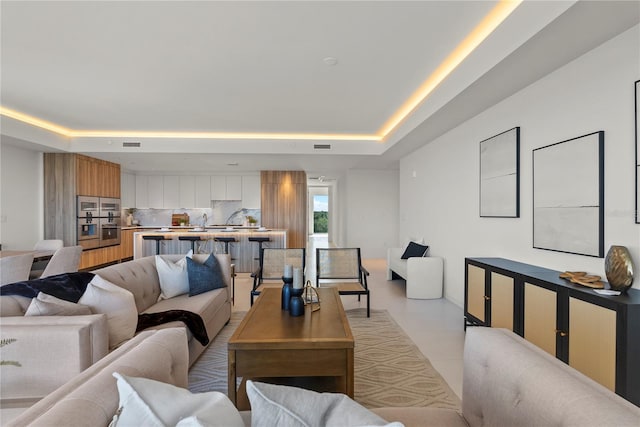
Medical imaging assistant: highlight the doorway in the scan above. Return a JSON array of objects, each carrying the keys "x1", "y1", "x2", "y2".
[
  {"x1": 313, "y1": 194, "x2": 328, "y2": 234},
  {"x1": 308, "y1": 186, "x2": 329, "y2": 236}
]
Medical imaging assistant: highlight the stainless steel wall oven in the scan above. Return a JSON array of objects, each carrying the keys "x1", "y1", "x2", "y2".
[{"x1": 77, "y1": 196, "x2": 121, "y2": 249}]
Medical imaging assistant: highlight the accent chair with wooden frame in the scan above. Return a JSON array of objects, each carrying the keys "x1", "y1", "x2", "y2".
[
  {"x1": 316, "y1": 247, "x2": 370, "y2": 317},
  {"x1": 250, "y1": 247, "x2": 305, "y2": 305}
]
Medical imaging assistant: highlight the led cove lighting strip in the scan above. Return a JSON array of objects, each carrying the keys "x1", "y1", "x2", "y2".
[
  {"x1": 377, "y1": 0, "x2": 522, "y2": 138},
  {"x1": 0, "y1": 0, "x2": 520, "y2": 143}
]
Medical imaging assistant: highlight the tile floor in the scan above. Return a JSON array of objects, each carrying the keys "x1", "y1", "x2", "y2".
[{"x1": 234, "y1": 234, "x2": 465, "y2": 398}]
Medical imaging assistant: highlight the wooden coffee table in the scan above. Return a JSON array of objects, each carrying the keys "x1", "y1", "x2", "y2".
[{"x1": 228, "y1": 287, "x2": 354, "y2": 409}]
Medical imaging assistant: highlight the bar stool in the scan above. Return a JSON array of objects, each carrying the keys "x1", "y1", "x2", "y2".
[
  {"x1": 248, "y1": 236, "x2": 270, "y2": 262},
  {"x1": 143, "y1": 235, "x2": 171, "y2": 255},
  {"x1": 178, "y1": 235, "x2": 202, "y2": 253},
  {"x1": 214, "y1": 236, "x2": 236, "y2": 258}
]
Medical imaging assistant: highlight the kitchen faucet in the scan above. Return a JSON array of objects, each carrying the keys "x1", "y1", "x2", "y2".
[{"x1": 202, "y1": 213, "x2": 208, "y2": 227}]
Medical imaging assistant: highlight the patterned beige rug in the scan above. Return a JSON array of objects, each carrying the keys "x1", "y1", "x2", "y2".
[{"x1": 188, "y1": 308, "x2": 460, "y2": 410}]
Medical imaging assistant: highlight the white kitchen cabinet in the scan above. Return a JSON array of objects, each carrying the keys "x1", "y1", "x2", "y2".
[
  {"x1": 163, "y1": 176, "x2": 180, "y2": 208},
  {"x1": 194, "y1": 175, "x2": 211, "y2": 208},
  {"x1": 121, "y1": 171, "x2": 136, "y2": 208},
  {"x1": 211, "y1": 175, "x2": 242, "y2": 200},
  {"x1": 147, "y1": 176, "x2": 164, "y2": 208},
  {"x1": 179, "y1": 176, "x2": 195, "y2": 208},
  {"x1": 211, "y1": 176, "x2": 227, "y2": 200},
  {"x1": 226, "y1": 176, "x2": 242, "y2": 200},
  {"x1": 135, "y1": 175, "x2": 148, "y2": 208},
  {"x1": 241, "y1": 175, "x2": 260, "y2": 208}
]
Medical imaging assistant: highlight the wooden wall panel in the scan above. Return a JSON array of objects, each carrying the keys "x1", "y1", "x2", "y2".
[
  {"x1": 261, "y1": 171, "x2": 307, "y2": 249},
  {"x1": 44, "y1": 153, "x2": 77, "y2": 246}
]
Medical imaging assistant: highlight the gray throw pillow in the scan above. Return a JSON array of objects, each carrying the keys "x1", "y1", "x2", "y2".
[
  {"x1": 186, "y1": 254, "x2": 226, "y2": 296},
  {"x1": 246, "y1": 380, "x2": 403, "y2": 427}
]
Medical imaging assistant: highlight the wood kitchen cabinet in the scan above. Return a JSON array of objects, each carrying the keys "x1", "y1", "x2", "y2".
[
  {"x1": 119, "y1": 228, "x2": 136, "y2": 260},
  {"x1": 76, "y1": 154, "x2": 120, "y2": 197},
  {"x1": 261, "y1": 170, "x2": 307, "y2": 248},
  {"x1": 465, "y1": 257, "x2": 640, "y2": 406}
]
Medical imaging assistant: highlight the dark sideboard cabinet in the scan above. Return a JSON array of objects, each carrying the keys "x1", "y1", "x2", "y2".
[{"x1": 464, "y1": 257, "x2": 640, "y2": 406}]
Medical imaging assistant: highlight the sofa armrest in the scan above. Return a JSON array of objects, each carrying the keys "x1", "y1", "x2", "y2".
[
  {"x1": 8, "y1": 328, "x2": 189, "y2": 427},
  {"x1": 386, "y1": 248, "x2": 404, "y2": 280},
  {"x1": 406, "y1": 256, "x2": 443, "y2": 299},
  {"x1": 0, "y1": 314, "x2": 109, "y2": 401}
]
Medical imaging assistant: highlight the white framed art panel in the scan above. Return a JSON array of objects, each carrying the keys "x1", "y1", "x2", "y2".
[
  {"x1": 479, "y1": 127, "x2": 520, "y2": 217},
  {"x1": 533, "y1": 131, "x2": 604, "y2": 257}
]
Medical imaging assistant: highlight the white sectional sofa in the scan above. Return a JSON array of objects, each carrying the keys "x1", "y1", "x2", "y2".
[
  {"x1": 387, "y1": 247, "x2": 443, "y2": 299},
  {"x1": 9, "y1": 327, "x2": 640, "y2": 426},
  {"x1": 0, "y1": 253, "x2": 232, "y2": 403}
]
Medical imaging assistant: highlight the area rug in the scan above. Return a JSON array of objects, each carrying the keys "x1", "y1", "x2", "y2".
[{"x1": 188, "y1": 309, "x2": 460, "y2": 410}]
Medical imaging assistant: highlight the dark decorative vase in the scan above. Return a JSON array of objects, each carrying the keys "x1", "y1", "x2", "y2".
[
  {"x1": 282, "y1": 277, "x2": 293, "y2": 310},
  {"x1": 604, "y1": 246, "x2": 634, "y2": 293},
  {"x1": 289, "y1": 288, "x2": 304, "y2": 316}
]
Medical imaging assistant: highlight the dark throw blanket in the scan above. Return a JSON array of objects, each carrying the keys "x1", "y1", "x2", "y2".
[
  {"x1": 0, "y1": 272, "x2": 95, "y2": 302},
  {"x1": 1, "y1": 272, "x2": 210, "y2": 346},
  {"x1": 137, "y1": 310, "x2": 209, "y2": 346}
]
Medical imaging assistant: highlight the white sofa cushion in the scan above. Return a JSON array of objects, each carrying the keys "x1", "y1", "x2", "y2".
[
  {"x1": 246, "y1": 380, "x2": 402, "y2": 427},
  {"x1": 79, "y1": 275, "x2": 138, "y2": 349},
  {"x1": 112, "y1": 372, "x2": 244, "y2": 427},
  {"x1": 155, "y1": 252, "x2": 191, "y2": 300},
  {"x1": 25, "y1": 292, "x2": 92, "y2": 316}
]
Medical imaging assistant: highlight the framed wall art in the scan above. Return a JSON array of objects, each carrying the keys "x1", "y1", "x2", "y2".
[
  {"x1": 635, "y1": 79, "x2": 639, "y2": 224},
  {"x1": 533, "y1": 131, "x2": 604, "y2": 257},
  {"x1": 479, "y1": 127, "x2": 520, "y2": 217}
]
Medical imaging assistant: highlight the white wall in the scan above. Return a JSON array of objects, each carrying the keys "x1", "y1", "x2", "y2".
[
  {"x1": 400, "y1": 25, "x2": 640, "y2": 307},
  {"x1": 0, "y1": 141, "x2": 43, "y2": 249},
  {"x1": 345, "y1": 169, "x2": 399, "y2": 258}
]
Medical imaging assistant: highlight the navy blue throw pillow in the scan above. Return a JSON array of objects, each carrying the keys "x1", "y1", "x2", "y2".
[
  {"x1": 186, "y1": 254, "x2": 226, "y2": 296},
  {"x1": 400, "y1": 242, "x2": 429, "y2": 259}
]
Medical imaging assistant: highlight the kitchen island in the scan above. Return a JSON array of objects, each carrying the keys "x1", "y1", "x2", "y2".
[{"x1": 133, "y1": 228, "x2": 286, "y2": 273}]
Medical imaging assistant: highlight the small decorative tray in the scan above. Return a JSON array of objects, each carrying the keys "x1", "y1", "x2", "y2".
[{"x1": 559, "y1": 271, "x2": 604, "y2": 289}]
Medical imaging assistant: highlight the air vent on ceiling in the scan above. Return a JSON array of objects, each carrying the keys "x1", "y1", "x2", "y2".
[
  {"x1": 314, "y1": 144, "x2": 331, "y2": 150},
  {"x1": 122, "y1": 142, "x2": 141, "y2": 148}
]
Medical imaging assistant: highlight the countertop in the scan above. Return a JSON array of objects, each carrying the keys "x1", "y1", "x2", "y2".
[{"x1": 122, "y1": 226, "x2": 270, "y2": 230}]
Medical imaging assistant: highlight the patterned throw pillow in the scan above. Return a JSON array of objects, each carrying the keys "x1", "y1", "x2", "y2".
[{"x1": 186, "y1": 254, "x2": 226, "y2": 297}]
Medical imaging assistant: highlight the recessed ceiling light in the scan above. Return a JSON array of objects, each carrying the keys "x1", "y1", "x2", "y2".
[
  {"x1": 227, "y1": 162, "x2": 239, "y2": 166},
  {"x1": 323, "y1": 57, "x2": 338, "y2": 66}
]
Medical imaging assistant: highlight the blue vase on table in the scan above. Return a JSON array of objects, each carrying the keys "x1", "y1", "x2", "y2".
[{"x1": 282, "y1": 276, "x2": 292, "y2": 310}]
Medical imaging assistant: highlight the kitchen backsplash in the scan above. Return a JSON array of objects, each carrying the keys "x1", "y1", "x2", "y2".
[{"x1": 124, "y1": 201, "x2": 261, "y2": 227}]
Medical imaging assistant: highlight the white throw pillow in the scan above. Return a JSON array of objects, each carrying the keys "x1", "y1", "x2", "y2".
[
  {"x1": 246, "y1": 381, "x2": 404, "y2": 427},
  {"x1": 24, "y1": 292, "x2": 92, "y2": 316},
  {"x1": 111, "y1": 372, "x2": 244, "y2": 427},
  {"x1": 156, "y1": 250, "x2": 192, "y2": 300},
  {"x1": 78, "y1": 275, "x2": 137, "y2": 348}
]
